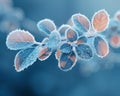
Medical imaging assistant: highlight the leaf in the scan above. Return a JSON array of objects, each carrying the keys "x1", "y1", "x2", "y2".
[
  {"x1": 58, "y1": 51, "x2": 77, "y2": 71},
  {"x1": 14, "y1": 46, "x2": 40, "y2": 72},
  {"x1": 37, "y1": 19, "x2": 56, "y2": 35},
  {"x1": 6, "y1": 29, "x2": 35, "y2": 50},
  {"x1": 92, "y1": 9, "x2": 109, "y2": 32}
]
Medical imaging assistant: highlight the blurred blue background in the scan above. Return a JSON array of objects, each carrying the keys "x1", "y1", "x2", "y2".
[{"x1": 1, "y1": 0, "x2": 120, "y2": 96}]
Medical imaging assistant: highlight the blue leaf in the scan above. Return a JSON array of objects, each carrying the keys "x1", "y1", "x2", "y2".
[
  {"x1": 14, "y1": 46, "x2": 40, "y2": 72},
  {"x1": 76, "y1": 44, "x2": 93, "y2": 60},
  {"x1": 60, "y1": 43, "x2": 72, "y2": 54},
  {"x1": 66, "y1": 27, "x2": 78, "y2": 42},
  {"x1": 58, "y1": 24, "x2": 70, "y2": 38},
  {"x1": 58, "y1": 51, "x2": 77, "y2": 71},
  {"x1": 76, "y1": 35, "x2": 87, "y2": 45},
  {"x1": 38, "y1": 46, "x2": 52, "y2": 61},
  {"x1": 94, "y1": 36, "x2": 109, "y2": 58},
  {"x1": 6, "y1": 29, "x2": 35, "y2": 50},
  {"x1": 37, "y1": 19, "x2": 56, "y2": 35},
  {"x1": 72, "y1": 13, "x2": 90, "y2": 35},
  {"x1": 46, "y1": 31, "x2": 61, "y2": 49}
]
